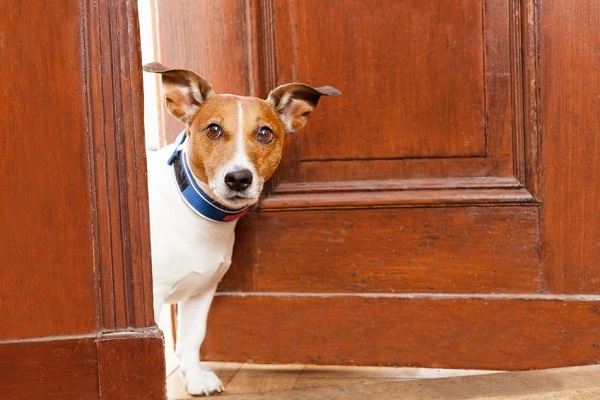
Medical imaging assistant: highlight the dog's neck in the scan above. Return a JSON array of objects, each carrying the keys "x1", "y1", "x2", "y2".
[{"x1": 168, "y1": 131, "x2": 249, "y2": 223}]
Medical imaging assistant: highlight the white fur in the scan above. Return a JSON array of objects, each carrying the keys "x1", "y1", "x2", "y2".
[
  {"x1": 144, "y1": 74, "x2": 335, "y2": 396},
  {"x1": 147, "y1": 143, "x2": 236, "y2": 395}
]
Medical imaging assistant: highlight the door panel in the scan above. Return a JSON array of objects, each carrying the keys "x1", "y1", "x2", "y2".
[
  {"x1": 262, "y1": 0, "x2": 535, "y2": 212},
  {"x1": 224, "y1": 207, "x2": 539, "y2": 294},
  {"x1": 206, "y1": 295, "x2": 600, "y2": 370},
  {"x1": 153, "y1": 0, "x2": 600, "y2": 370},
  {"x1": 272, "y1": 0, "x2": 523, "y2": 188},
  {"x1": 291, "y1": 0, "x2": 487, "y2": 161},
  {"x1": 231, "y1": 0, "x2": 539, "y2": 301}
]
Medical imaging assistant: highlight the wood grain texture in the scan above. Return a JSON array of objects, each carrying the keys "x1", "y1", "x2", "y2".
[
  {"x1": 154, "y1": 0, "x2": 256, "y2": 143},
  {"x1": 540, "y1": 1, "x2": 600, "y2": 293},
  {"x1": 152, "y1": 0, "x2": 538, "y2": 206},
  {"x1": 223, "y1": 206, "x2": 540, "y2": 294},
  {"x1": 152, "y1": 0, "x2": 600, "y2": 372},
  {"x1": 0, "y1": 1, "x2": 164, "y2": 398},
  {"x1": 83, "y1": 0, "x2": 155, "y2": 329},
  {"x1": 270, "y1": 0, "x2": 530, "y2": 193},
  {"x1": 260, "y1": 186, "x2": 535, "y2": 210},
  {"x1": 0, "y1": 0, "x2": 97, "y2": 339},
  {"x1": 292, "y1": 0, "x2": 487, "y2": 160},
  {"x1": 0, "y1": 337, "x2": 99, "y2": 400},
  {"x1": 0, "y1": 330, "x2": 166, "y2": 400},
  {"x1": 204, "y1": 294, "x2": 600, "y2": 370},
  {"x1": 97, "y1": 329, "x2": 166, "y2": 400}
]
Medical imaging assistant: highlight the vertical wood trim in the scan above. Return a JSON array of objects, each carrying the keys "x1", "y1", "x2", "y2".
[
  {"x1": 243, "y1": 0, "x2": 265, "y2": 98},
  {"x1": 505, "y1": 0, "x2": 541, "y2": 196},
  {"x1": 260, "y1": 0, "x2": 279, "y2": 91},
  {"x1": 520, "y1": 0, "x2": 541, "y2": 199},
  {"x1": 510, "y1": 0, "x2": 526, "y2": 184},
  {"x1": 83, "y1": 0, "x2": 154, "y2": 329},
  {"x1": 261, "y1": 0, "x2": 290, "y2": 194}
]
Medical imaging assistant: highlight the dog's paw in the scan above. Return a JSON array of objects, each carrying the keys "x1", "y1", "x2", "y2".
[{"x1": 182, "y1": 369, "x2": 224, "y2": 396}]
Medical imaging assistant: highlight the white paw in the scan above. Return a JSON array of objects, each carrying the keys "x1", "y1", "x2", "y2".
[{"x1": 182, "y1": 369, "x2": 224, "y2": 396}]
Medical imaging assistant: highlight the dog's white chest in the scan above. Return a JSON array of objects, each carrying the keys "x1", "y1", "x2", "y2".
[{"x1": 147, "y1": 145, "x2": 238, "y2": 303}]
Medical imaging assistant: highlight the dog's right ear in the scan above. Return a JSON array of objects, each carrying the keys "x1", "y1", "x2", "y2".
[
  {"x1": 267, "y1": 83, "x2": 340, "y2": 135},
  {"x1": 143, "y1": 62, "x2": 213, "y2": 124}
]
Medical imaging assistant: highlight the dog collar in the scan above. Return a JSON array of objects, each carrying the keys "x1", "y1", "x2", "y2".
[{"x1": 167, "y1": 131, "x2": 249, "y2": 222}]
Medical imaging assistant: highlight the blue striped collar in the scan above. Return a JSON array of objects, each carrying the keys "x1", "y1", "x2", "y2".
[{"x1": 167, "y1": 131, "x2": 249, "y2": 222}]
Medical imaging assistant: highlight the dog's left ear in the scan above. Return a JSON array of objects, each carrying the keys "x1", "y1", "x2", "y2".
[
  {"x1": 267, "y1": 83, "x2": 340, "y2": 135},
  {"x1": 143, "y1": 62, "x2": 213, "y2": 124}
]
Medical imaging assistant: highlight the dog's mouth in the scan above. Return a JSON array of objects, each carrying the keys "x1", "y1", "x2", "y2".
[
  {"x1": 218, "y1": 192, "x2": 258, "y2": 209},
  {"x1": 225, "y1": 194, "x2": 249, "y2": 203}
]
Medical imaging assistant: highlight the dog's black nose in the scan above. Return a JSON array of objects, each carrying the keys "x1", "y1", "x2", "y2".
[{"x1": 225, "y1": 169, "x2": 253, "y2": 191}]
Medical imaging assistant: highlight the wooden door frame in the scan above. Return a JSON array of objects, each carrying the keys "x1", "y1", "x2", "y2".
[{"x1": 0, "y1": 1, "x2": 165, "y2": 398}]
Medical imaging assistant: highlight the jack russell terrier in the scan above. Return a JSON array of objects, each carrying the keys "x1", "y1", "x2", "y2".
[{"x1": 143, "y1": 62, "x2": 339, "y2": 396}]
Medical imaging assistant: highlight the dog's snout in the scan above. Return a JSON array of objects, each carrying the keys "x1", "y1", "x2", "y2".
[{"x1": 224, "y1": 169, "x2": 253, "y2": 191}]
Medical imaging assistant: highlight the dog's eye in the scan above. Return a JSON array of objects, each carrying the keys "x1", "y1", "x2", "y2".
[
  {"x1": 205, "y1": 124, "x2": 222, "y2": 139},
  {"x1": 257, "y1": 127, "x2": 274, "y2": 144}
]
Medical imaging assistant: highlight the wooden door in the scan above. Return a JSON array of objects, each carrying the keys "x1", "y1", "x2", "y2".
[
  {"x1": 0, "y1": 1, "x2": 165, "y2": 398},
  {"x1": 153, "y1": 0, "x2": 600, "y2": 370}
]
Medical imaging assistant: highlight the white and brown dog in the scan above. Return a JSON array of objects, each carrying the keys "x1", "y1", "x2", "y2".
[{"x1": 143, "y1": 62, "x2": 339, "y2": 396}]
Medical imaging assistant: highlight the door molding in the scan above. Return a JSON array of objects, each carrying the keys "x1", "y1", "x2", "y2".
[{"x1": 258, "y1": 0, "x2": 540, "y2": 210}]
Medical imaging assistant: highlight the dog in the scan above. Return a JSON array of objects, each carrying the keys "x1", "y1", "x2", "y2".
[{"x1": 143, "y1": 62, "x2": 339, "y2": 396}]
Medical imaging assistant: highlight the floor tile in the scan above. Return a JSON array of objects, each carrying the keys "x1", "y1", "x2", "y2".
[
  {"x1": 300, "y1": 364, "x2": 499, "y2": 380},
  {"x1": 206, "y1": 361, "x2": 243, "y2": 388},
  {"x1": 167, "y1": 362, "x2": 243, "y2": 399},
  {"x1": 223, "y1": 363, "x2": 304, "y2": 395},
  {"x1": 294, "y1": 376, "x2": 399, "y2": 390},
  {"x1": 166, "y1": 370, "x2": 193, "y2": 400},
  {"x1": 214, "y1": 364, "x2": 600, "y2": 400},
  {"x1": 295, "y1": 364, "x2": 499, "y2": 391}
]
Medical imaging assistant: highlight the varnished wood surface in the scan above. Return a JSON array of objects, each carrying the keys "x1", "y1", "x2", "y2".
[
  {"x1": 205, "y1": 295, "x2": 600, "y2": 370},
  {"x1": 97, "y1": 330, "x2": 166, "y2": 400},
  {"x1": 285, "y1": 0, "x2": 487, "y2": 161},
  {"x1": 155, "y1": 0, "x2": 257, "y2": 143},
  {"x1": 540, "y1": 1, "x2": 600, "y2": 293},
  {"x1": 151, "y1": 0, "x2": 600, "y2": 371},
  {"x1": 0, "y1": 338, "x2": 99, "y2": 400},
  {"x1": 223, "y1": 207, "x2": 540, "y2": 294},
  {"x1": 84, "y1": 0, "x2": 155, "y2": 330},
  {"x1": 1, "y1": 330, "x2": 166, "y2": 400},
  {"x1": 1, "y1": 0, "x2": 164, "y2": 398},
  {"x1": 270, "y1": 0, "x2": 530, "y2": 194},
  {"x1": 0, "y1": 0, "x2": 96, "y2": 340}
]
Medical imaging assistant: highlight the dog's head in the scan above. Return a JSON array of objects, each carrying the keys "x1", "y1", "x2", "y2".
[{"x1": 144, "y1": 62, "x2": 339, "y2": 209}]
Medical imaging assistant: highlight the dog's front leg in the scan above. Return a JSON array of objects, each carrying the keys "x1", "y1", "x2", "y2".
[{"x1": 176, "y1": 285, "x2": 223, "y2": 396}]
